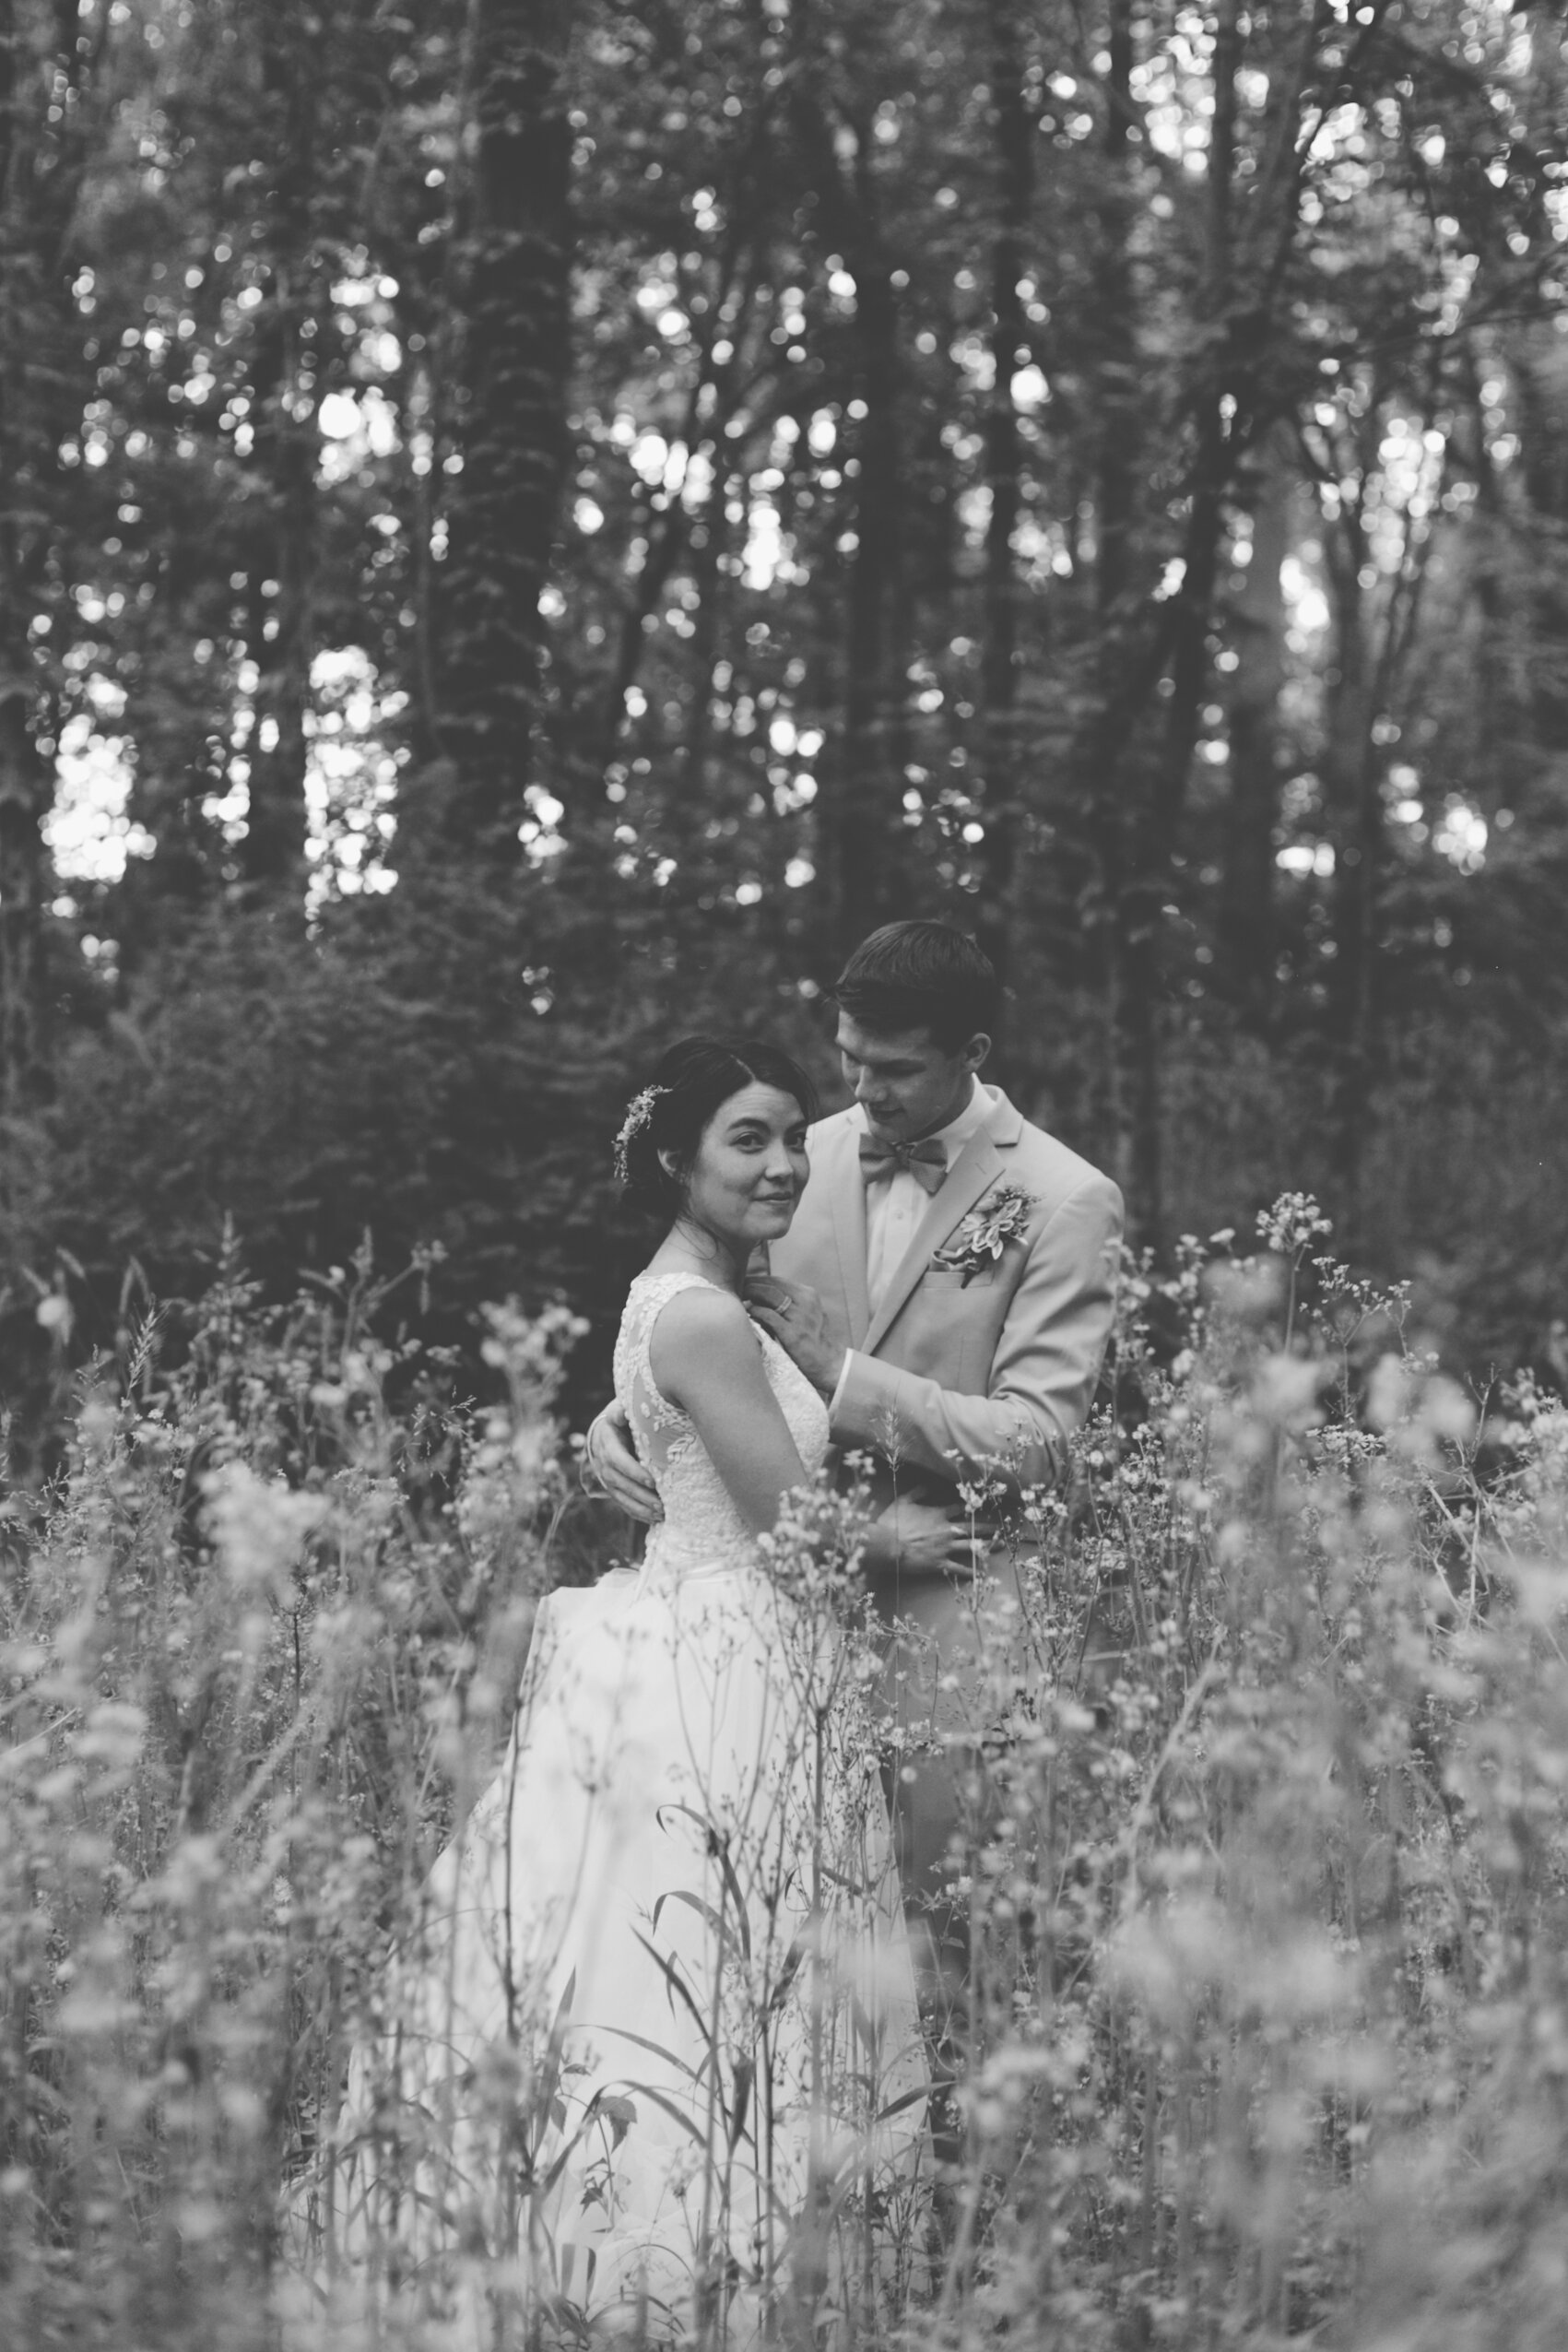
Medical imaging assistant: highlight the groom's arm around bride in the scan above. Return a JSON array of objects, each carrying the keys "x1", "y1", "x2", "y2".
[{"x1": 589, "y1": 919, "x2": 1122, "y2": 1554}]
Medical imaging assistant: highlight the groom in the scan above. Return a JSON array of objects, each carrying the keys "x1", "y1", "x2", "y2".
[{"x1": 588, "y1": 921, "x2": 1122, "y2": 2031}]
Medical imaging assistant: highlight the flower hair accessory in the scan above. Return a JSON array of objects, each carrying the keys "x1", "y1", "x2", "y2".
[{"x1": 613, "y1": 1085, "x2": 667, "y2": 1183}]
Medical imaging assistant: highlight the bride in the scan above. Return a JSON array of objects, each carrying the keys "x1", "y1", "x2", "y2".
[{"x1": 291, "y1": 1038, "x2": 961, "y2": 2346}]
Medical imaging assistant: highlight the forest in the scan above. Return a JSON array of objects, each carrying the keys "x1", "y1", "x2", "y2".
[
  {"x1": 2, "y1": 0, "x2": 1567, "y2": 1422},
  {"x1": 5, "y1": 4, "x2": 1568, "y2": 2348}
]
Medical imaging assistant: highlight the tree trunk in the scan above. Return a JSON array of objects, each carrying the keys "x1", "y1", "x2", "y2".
[
  {"x1": 1514, "y1": 338, "x2": 1568, "y2": 795},
  {"x1": 835, "y1": 230, "x2": 902, "y2": 962},
  {"x1": 0, "y1": 560, "x2": 49, "y2": 1112},
  {"x1": 0, "y1": 15, "x2": 49, "y2": 1105},
  {"x1": 785, "y1": 41, "x2": 907, "y2": 969},
  {"x1": 1319, "y1": 502, "x2": 1378, "y2": 1231},
  {"x1": 1149, "y1": 0, "x2": 1240, "y2": 871},
  {"x1": 427, "y1": 0, "x2": 572, "y2": 861},
  {"x1": 1220, "y1": 422, "x2": 1292, "y2": 1024},
  {"x1": 1098, "y1": 0, "x2": 1256, "y2": 1239},
  {"x1": 0, "y1": 0, "x2": 95, "y2": 1109},
  {"x1": 975, "y1": 0, "x2": 1033, "y2": 1030},
  {"x1": 1090, "y1": 0, "x2": 1159, "y2": 1235},
  {"x1": 242, "y1": 0, "x2": 322, "y2": 898}
]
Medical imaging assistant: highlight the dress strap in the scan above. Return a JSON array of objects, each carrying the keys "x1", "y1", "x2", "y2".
[
  {"x1": 625, "y1": 1269, "x2": 724, "y2": 1343},
  {"x1": 619, "y1": 1271, "x2": 730, "y2": 1432}
]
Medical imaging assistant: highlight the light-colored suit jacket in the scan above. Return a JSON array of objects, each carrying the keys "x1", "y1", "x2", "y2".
[{"x1": 770, "y1": 1088, "x2": 1123, "y2": 1512}]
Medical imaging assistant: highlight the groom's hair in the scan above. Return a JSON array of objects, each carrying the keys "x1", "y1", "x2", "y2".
[
  {"x1": 619, "y1": 1036, "x2": 818, "y2": 1214},
  {"x1": 833, "y1": 921, "x2": 999, "y2": 1052}
]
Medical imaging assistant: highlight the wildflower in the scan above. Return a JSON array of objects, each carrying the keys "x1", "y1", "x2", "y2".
[
  {"x1": 203, "y1": 1461, "x2": 327, "y2": 1600},
  {"x1": 1256, "y1": 1191, "x2": 1334, "y2": 1258}
]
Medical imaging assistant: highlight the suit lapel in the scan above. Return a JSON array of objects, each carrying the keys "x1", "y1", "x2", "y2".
[
  {"x1": 862, "y1": 1124, "x2": 1006, "y2": 1357},
  {"x1": 823, "y1": 1120, "x2": 872, "y2": 1348}
]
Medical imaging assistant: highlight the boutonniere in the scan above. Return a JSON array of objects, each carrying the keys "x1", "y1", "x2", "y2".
[{"x1": 929, "y1": 1182, "x2": 1038, "y2": 1283}]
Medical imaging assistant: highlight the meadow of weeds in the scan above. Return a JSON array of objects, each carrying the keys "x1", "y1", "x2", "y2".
[{"x1": 3, "y1": 1201, "x2": 1568, "y2": 2349}]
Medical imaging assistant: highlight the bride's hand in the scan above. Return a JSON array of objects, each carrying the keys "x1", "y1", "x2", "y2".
[
  {"x1": 584, "y1": 1401, "x2": 663, "y2": 1523},
  {"x1": 746, "y1": 1276, "x2": 846, "y2": 1399},
  {"x1": 870, "y1": 1496, "x2": 974, "y2": 1577}
]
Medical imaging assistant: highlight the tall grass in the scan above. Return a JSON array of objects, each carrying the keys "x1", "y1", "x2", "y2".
[{"x1": 2, "y1": 1205, "x2": 1567, "y2": 2346}]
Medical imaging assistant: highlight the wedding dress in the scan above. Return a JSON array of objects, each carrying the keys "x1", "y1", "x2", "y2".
[{"x1": 292, "y1": 1270, "x2": 927, "y2": 2346}]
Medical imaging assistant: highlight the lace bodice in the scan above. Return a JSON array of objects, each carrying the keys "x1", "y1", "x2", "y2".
[{"x1": 613, "y1": 1270, "x2": 831, "y2": 1578}]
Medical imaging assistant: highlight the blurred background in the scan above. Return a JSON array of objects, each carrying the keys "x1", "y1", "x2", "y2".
[{"x1": 3, "y1": 0, "x2": 1567, "y2": 1454}]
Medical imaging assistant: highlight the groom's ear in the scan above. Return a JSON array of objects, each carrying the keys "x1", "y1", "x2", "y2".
[{"x1": 961, "y1": 1031, "x2": 993, "y2": 1073}]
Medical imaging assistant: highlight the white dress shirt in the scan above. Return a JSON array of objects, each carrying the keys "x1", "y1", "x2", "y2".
[
  {"x1": 827, "y1": 1079, "x2": 994, "y2": 1417},
  {"x1": 859, "y1": 1077, "x2": 991, "y2": 1315}
]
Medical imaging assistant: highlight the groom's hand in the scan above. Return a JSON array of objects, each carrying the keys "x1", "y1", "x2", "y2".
[
  {"x1": 584, "y1": 1401, "x2": 663, "y2": 1522},
  {"x1": 746, "y1": 1276, "x2": 846, "y2": 1400}
]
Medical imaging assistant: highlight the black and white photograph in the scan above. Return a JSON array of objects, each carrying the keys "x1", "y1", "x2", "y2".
[{"x1": 3, "y1": 2, "x2": 1567, "y2": 2346}]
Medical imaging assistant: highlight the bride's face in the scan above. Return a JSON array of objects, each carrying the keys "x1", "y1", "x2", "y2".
[{"x1": 675, "y1": 1082, "x2": 809, "y2": 1251}]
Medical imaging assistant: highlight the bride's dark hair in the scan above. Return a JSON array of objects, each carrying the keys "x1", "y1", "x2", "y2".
[{"x1": 617, "y1": 1037, "x2": 818, "y2": 1214}]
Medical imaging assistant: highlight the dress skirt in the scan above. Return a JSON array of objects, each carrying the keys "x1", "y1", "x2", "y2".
[{"x1": 286, "y1": 1554, "x2": 928, "y2": 2347}]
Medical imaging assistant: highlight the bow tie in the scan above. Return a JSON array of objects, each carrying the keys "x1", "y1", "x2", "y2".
[{"x1": 858, "y1": 1133, "x2": 948, "y2": 1194}]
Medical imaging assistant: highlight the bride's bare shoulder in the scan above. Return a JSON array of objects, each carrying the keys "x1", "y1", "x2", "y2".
[{"x1": 647, "y1": 1283, "x2": 760, "y2": 1393}]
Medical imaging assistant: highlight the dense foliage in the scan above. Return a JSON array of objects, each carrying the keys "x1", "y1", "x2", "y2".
[
  {"x1": 6, "y1": 10, "x2": 1568, "y2": 2334},
  {"x1": 2, "y1": 0, "x2": 1568, "y2": 1424}
]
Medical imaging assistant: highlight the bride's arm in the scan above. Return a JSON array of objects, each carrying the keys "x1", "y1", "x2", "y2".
[
  {"x1": 650, "y1": 1288, "x2": 814, "y2": 1539},
  {"x1": 651, "y1": 1290, "x2": 962, "y2": 1574}
]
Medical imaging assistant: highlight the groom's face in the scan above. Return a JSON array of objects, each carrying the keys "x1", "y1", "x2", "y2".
[{"x1": 836, "y1": 1013, "x2": 989, "y2": 1141}]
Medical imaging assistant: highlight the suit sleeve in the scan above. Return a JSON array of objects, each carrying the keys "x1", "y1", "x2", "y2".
[{"x1": 828, "y1": 1172, "x2": 1123, "y2": 1491}]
